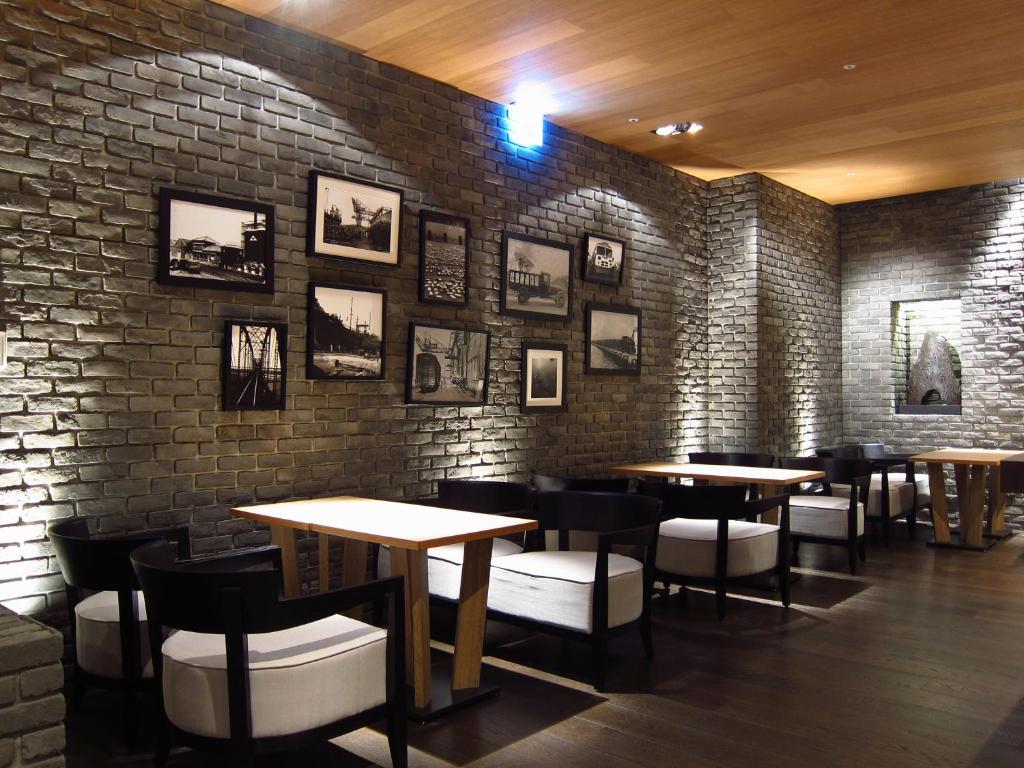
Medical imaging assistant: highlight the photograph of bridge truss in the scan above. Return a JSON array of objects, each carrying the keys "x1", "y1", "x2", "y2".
[
  {"x1": 405, "y1": 322, "x2": 490, "y2": 405},
  {"x1": 158, "y1": 188, "x2": 275, "y2": 293},
  {"x1": 223, "y1": 321, "x2": 287, "y2": 410},
  {"x1": 307, "y1": 171, "x2": 403, "y2": 266}
]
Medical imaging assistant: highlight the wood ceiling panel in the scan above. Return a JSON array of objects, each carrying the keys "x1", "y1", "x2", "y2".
[{"x1": 218, "y1": 0, "x2": 1024, "y2": 203}]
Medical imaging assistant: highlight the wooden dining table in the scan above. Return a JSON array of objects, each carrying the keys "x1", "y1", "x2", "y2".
[
  {"x1": 609, "y1": 462, "x2": 825, "y2": 523},
  {"x1": 909, "y1": 448, "x2": 1021, "y2": 550},
  {"x1": 232, "y1": 496, "x2": 537, "y2": 720}
]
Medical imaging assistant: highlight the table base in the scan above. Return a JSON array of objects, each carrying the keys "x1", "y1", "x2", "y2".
[
  {"x1": 408, "y1": 656, "x2": 500, "y2": 723},
  {"x1": 926, "y1": 536, "x2": 998, "y2": 553}
]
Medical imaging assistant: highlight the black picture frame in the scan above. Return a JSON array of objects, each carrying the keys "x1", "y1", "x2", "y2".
[
  {"x1": 521, "y1": 341, "x2": 568, "y2": 413},
  {"x1": 223, "y1": 321, "x2": 287, "y2": 410},
  {"x1": 158, "y1": 188, "x2": 275, "y2": 293},
  {"x1": 307, "y1": 283, "x2": 386, "y2": 380},
  {"x1": 419, "y1": 210, "x2": 470, "y2": 306},
  {"x1": 306, "y1": 171, "x2": 404, "y2": 267},
  {"x1": 500, "y1": 231, "x2": 573, "y2": 321},
  {"x1": 582, "y1": 233, "x2": 626, "y2": 286},
  {"x1": 405, "y1": 322, "x2": 490, "y2": 406},
  {"x1": 585, "y1": 303, "x2": 641, "y2": 375}
]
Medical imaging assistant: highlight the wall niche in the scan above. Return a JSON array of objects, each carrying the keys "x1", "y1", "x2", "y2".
[{"x1": 892, "y1": 297, "x2": 962, "y2": 414}]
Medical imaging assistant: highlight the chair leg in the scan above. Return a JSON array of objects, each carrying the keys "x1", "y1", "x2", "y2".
[
  {"x1": 847, "y1": 542, "x2": 858, "y2": 575},
  {"x1": 715, "y1": 587, "x2": 727, "y2": 621},
  {"x1": 592, "y1": 639, "x2": 607, "y2": 691},
  {"x1": 639, "y1": 613, "x2": 654, "y2": 659},
  {"x1": 387, "y1": 701, "x2": 408, "y2": 768},
  {"x1": 858, "y1": 540, "x2": 867, "y2": 561},
  {"x1": 906, "y1": 509, "x2": 917, "y2": 540},
  {"x1": 881, "y1": 511, "x2": 891, "y2": 547}
]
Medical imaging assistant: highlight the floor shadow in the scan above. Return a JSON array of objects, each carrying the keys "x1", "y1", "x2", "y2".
[{"x1": 969, "y1": 696, "x2": 1024, "y2": 767}]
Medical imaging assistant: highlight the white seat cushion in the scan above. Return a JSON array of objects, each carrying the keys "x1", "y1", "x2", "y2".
[
  {"x1": 162, "y1": 614, "x2": 386, "y2": 739},
  {"x1": 487, "y1": 551, "x2": 643, "y2": 634},
  {"x1": 75, "y1": 590, "x2": 152, "y2": 679},
  {"x1": 833, "y1": 474, "x2": 913, "y2": 518},
  {"x1": 656, "y1": 518, "x2": 778, "y2": 579},
  {"x1": 378, "y1": 538, "x2": 523, "y2": 600},
  {"x1": 790, "y1": 495, "x2": 864, "y2": 539}
]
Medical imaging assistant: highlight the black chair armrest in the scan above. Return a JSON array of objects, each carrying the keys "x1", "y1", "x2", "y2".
[
  {"x1": 182, "y1": 545, "x2": 283, "y2": 573},
  {"x1": 274, "y1": 575, "x2": 405, "y2": 629},
  {"x1": 744, "y1": 494, "x2": 788, "y2": 518},
  {"x1": 119, "y1": 525, "x2": 192, "y2": 559},
  {"x1": 597, "y1": 525, "x2": 656, "y2": 548}
]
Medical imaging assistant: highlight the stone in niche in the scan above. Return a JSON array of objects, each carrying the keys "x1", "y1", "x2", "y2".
[{"x1": 908, "y1": 331, "x2": 961, "y2": 405}]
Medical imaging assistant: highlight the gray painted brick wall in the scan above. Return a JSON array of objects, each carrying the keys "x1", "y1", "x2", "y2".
[
  {"x1": 0, "y1": 0, "x2": 709, "y2": 617},
  {"x1": 839, "y1": 179, "x2": 1024, "y2": 528}
]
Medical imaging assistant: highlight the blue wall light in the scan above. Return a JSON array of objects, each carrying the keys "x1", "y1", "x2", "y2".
[{"x1": 507, "y1": 86, "x2": 554, "y2": 148}]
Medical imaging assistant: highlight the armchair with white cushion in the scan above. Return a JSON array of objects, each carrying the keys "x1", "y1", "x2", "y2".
[{"x1": 131, "y1": 540, "x2": 406, "y2": 768}]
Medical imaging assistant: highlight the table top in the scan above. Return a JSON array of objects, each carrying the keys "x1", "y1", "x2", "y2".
[
  {"x1": 232, "y1": 496, "x2": 538, "y2": 550},
  {"x1": 910, "y1": 448, "x2": 1023, "y2": 466},
  {"x1": 609, "y1": 462, "x2": 825, "y2": 485}
]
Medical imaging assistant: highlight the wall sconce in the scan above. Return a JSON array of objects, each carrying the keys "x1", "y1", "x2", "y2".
[{"x1": 508, "y1": 100, "x2": 545, "y2": 148}]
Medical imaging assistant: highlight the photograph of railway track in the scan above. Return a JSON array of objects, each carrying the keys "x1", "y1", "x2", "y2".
[
  {"x1": 419, "y1": 211, "x2": 469, "y2": 305},
  {"x1": 307, "y1": 283, "x2": 385, "y2": 380},
  {"x1": 406, "y1": 322, "x2": 490, "y2": 405},
  {"x1": 500, "y1": 231, "x2": 573, "y2": 320},
  {"x1": 158, "y1": 189, "x2": 275, "y2": 293},
  {"x1": 586, "y1": 303, "x2": 641, "y2": 375},
  {"x1": 223, "y1": 321, "x2": 287, "y2": 410}
]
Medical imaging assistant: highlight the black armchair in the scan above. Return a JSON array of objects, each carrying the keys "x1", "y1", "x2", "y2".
[{"x1": 131, "y1": 540, "x2": 406, "y2": 767}]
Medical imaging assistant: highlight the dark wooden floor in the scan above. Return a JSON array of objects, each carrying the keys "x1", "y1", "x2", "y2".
[{"x1": 68, "y1": 531, "x2": 1024, "y2": 767}]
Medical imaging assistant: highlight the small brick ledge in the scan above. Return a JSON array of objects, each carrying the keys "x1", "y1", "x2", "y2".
[{"x1": 0, "y1": 606, "x2": 65, "y2": 767}]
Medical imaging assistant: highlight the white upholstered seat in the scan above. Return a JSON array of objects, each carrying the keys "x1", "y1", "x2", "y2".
[
  {"x1": 789, "y1": 495, "x2": 864, "y2": 540},
  {"x1": 378, "y1": 538, "x2": 523, "y2": 599},
  {"x1": 161, "y1": 614, "x2": 386, "y2": 740},
  {"x1": 914, "y1": 474, "x2": 932, "y2": 507},
  {"x1": 75, "y1": 590, "x2": 152, "y2": 679},
  {"x1": 656, "y1": 518, "x2": 778, "y2": 578},
  {"x1": 833, "y1": 473, "x2": 914, "y2": 518},
  {"x1": 486, "y1": 550, "x2": 643, "y2": 634}
]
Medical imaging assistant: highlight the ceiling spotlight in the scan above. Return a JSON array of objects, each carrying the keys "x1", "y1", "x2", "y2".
[
  {"x1": 842, "y1": 63, "x2": 857, "y2": 70},
  {"x1": 627, "y1": 117, "x2": 640, "y2": 123},
  {"x1": 846, "y1": 171, "x2": 857, "y2": 176},
  {"x1": 652, "y1": 121, "x2": 703, "y2": 136}
]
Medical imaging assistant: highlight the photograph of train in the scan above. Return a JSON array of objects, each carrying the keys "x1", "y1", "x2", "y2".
[
  {"x1": 406, "y1": 323, "x2": 490, "y2": 405},
  {"x1": 159, "y1": 189, "x2": 274, "y2": 293},
  {"x1": 586, "y1": 304, "x2": 641, "y2": 375},
  {"x1": 501, "y1": 232, "x2": 572, "y2": 320},
  {"x1": 307, "y1": 284, "x2": 385, "y2": 380},
  {"x1": 223, "y1": 321, "x2": 287, "y2": 410},
  {"x1": 308, "y1": 172, "x2": 403, "y2": 265},
  {"x1": 419, "y1": 211, "x2": 469, "y2": 305}
]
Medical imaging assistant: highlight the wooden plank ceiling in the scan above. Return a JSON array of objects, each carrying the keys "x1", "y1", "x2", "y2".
[{"x1": 218, "y1": 0, "x2": 1024, "y2": 204}]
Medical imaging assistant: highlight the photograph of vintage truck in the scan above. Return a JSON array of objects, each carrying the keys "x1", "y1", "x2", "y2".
[{"x1": 500, "y1": 232, "x2": 573, "y2": 321}]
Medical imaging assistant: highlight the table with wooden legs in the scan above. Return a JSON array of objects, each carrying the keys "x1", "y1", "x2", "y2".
[
  {"x1": 909, "y1": 449, "x2": 1020, "y2": 551},
  {"x1": 233, "y1": 496, "x2": 537, "y2": 720}
]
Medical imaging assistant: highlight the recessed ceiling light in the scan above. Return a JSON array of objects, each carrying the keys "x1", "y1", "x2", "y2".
[
  {"x1": 842, "y1": 63, "x2": 857, "y2": 70},
  {"x1": 846, "y1": 171, "x2": 857, "y2": 176},
  {"x1": 652, "y1": 121, "x2": 702, "y2": 136},
  {"x1": 627, "y1": 117, "x2": 639, "y2": 123}
]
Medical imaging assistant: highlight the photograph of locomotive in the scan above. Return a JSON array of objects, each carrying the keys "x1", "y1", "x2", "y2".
[
  {"x1": 586, "y1": 303, "x2": 641, "y2": 375},
  {"x1": 158, "y1": 189, "x2": 275, "y2": 293},
  {"x1": 406, "y1": 322, "x2": 490, "y2": 405},
  {"x1": 500, "y1": 231, "x2": 573, "y2": 321},
  {"x1": 307, "y1": 171, "x2": 403, "y2": 266},
  {"x1": 307, "y1": 283, "x2": 385, "y2": 380}
]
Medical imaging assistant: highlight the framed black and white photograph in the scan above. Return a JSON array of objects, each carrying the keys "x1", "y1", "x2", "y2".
[
  {"x1": 582, "y1": 233, "x2": 625, "y2": 286},
  {"x1": 223, "y1": 321, "x2": 287, "y2": 410},
  {"x1": 307, "y1": 283, "x2": 386, "y2": 380},
  {"x1": 419, "y1": 210, "x2": 470, "y2": 305},
  {"x1": 521, "y1": 342, "x2": 568, "y2": 413},
  {"x1": 158, "y1": 189, "x2": 275, "y2": 293},
  {"x1": 500, "y1": 232, "x2": 573, "y2": 321},
  {"x1": 307, "y1": 171, "x2": 403, "y2": 266},
  {"x1": 406, "y1": 322, "x2": 490, "y2": 406},
  {"x1": 586, "y1": 303, "x2": 641, "y2": 375}
]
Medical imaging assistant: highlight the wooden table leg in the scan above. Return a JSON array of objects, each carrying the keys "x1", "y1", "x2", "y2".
[
  {"x1": 452, "y1": 538, "x2": 493, "y2": 691},
  {"x1": 928, "y1": 463, "x2": 951, "y2": 544},
  {"x1": 318, "y1": 534, "x2": 330, "y2": 592},
  {"x1": 760, "y1": 486, "x2": 779, "y2": 525},
  {"x1": 270, "y1": 524, "x2": 301, "y2": 597},
  {"x1": 341, "y1": 539, "x2": 368, "y2": 587},
  {"x1": 390, "y1": 547, "x2": 431, "y2": 710},
  {"x1": 959, "y1": 465, "x2": 988, "y2": 548},
  {"x1": 987, "y1": 465, "x2": 1007, "y2": 536}
]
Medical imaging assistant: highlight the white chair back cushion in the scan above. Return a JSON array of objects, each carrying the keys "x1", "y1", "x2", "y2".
[
  {"x1": 832, "y1": 475, "x2": 913, "y2": 517},
  {"x1": 75, "y1": 590, "x2": 152, "y2": 679},
  {"x1": 656, "y1": 518, "x2": 778, "y2": 579},
  {"x1": 790, "y1": 495, "x2": 864, "y2": 539},
  {"x1": 486, "y1": 551, "x2": 643, "y2": 634},
  {"x1": 161, "y1": 615, "x2": 386, "y2": 739},
  {"x1": 378, "y1": 538, "x2": 524, "y2": 600},
  {"x1": 914, "y1": 474, "x2": 931, "y2": 506}
]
